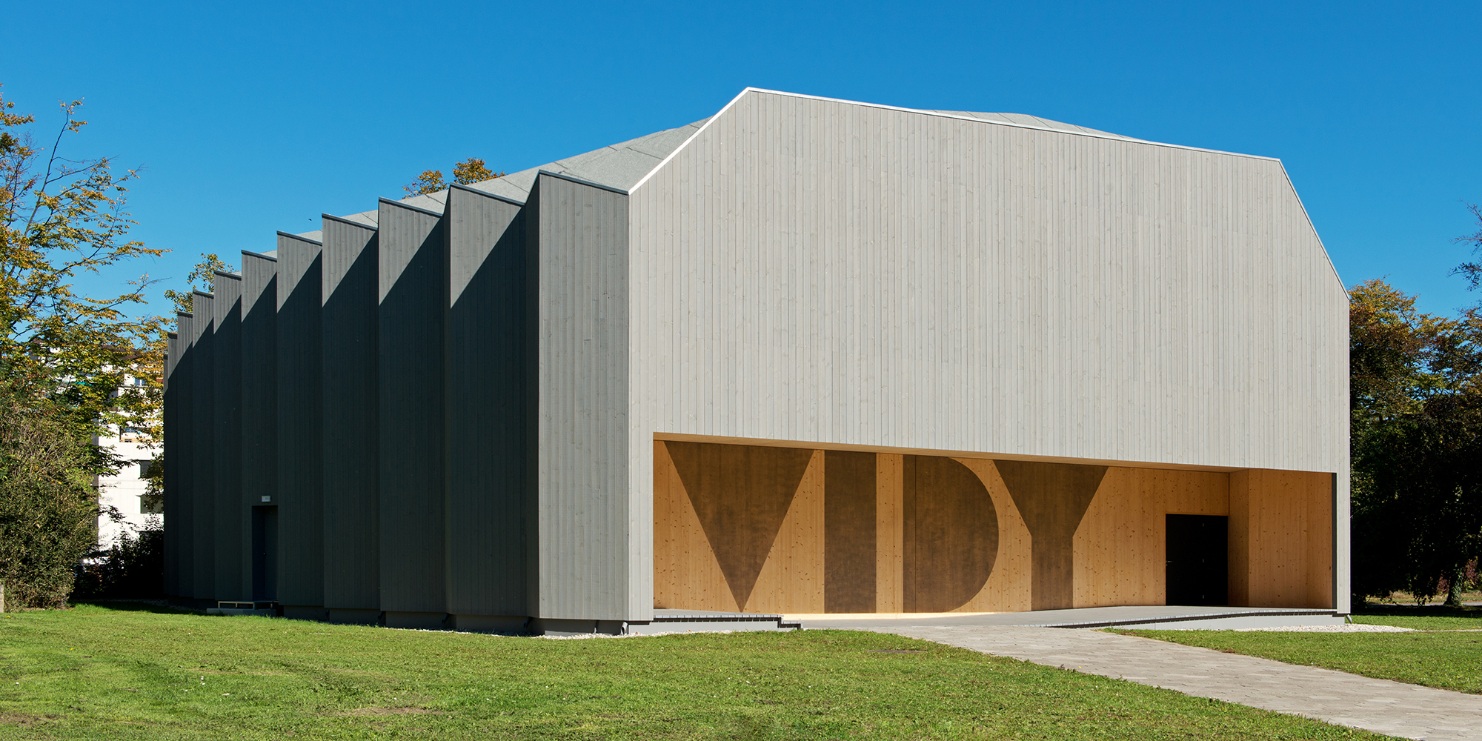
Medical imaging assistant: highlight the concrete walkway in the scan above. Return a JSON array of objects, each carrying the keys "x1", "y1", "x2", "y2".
[{"x1": 872, "y1": 624, "x2": 1482, "y2": 740}]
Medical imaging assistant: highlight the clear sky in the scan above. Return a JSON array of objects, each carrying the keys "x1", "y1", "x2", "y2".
[{"x1": 3, "y1": 0, "x2": 1478, "y2": 318}]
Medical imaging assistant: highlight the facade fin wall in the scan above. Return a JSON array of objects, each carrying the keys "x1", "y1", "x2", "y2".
[
  {"x1": 377, "y1": 201, "x2": 447, "y2": 616},
  {"x1": 321, "y1": 218, "x2": 381, "y2": 612},
  {"x1": 530, "y1": 173, "x2": 631, "y2": 621},
  {"x1": 275, "y1": 234, "x2": 323, "y2": 613}
]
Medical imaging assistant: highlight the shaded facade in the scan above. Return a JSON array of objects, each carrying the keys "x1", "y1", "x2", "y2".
[{"x1": 164, "y1": 89, "x2": 1349, "y2": 631}]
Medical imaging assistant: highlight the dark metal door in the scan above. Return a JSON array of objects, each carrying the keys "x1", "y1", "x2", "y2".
[
  {"x1": 252, "y1": 506, "x2": 278, "y2": 601},
  {"x1": 1165, "y1": 514, "x2": 1228, "y2": 606}
]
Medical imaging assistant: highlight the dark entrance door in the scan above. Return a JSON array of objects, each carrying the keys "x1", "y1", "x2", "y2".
[
  {"x1": 1166, "y1": 514, "x2": 1227, "y2": 606},
  {"x1": 252, "y1": 506, "x2": 278, "y2": 601}
]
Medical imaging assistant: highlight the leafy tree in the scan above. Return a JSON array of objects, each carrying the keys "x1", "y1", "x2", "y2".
[
  {"x1": 1349, "y1": 272, "x2": 1482, "y2": 604},
  {"x1": 1455, "y1": 203, "x2": 1482, "y2": 293},
  {"x1": 403, "y1": 157, "x2": 504, "y2": 196},
  {"x1": 0, "y1": 85, "x2": 163, "y2": 607},
  {"x1": 0, "y1": 399, "x2": 100, "y2": 608},
  {"x1": 163, "y1": 252, "x2": 227, "y2": 315}
]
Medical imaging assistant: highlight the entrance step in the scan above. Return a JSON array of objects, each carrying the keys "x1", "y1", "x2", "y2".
[
  {"x1": 206, "y1": 600, "x2": 279, "y2": 617},
  {"x1": 628, "y1": 609, "x2": 801, "y2": 635}
]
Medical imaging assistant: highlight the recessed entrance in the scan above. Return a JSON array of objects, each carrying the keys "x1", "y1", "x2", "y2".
[
  {"x1": 1165, "y1": 514, "x2": 1228, "y2": 606},
  {"x1": 251, "y1": 506, "x2": 278, "y2": 601}
]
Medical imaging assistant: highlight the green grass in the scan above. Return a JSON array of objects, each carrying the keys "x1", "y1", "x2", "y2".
[
  {"x1": 1350, "y1": 603, "x2": 1482, "y2": 631},
  {"x1": 0, "y1": 603, "x2": 1377, "y2": 739},
  {"x1": 1129, "y1": 606, "x2": 1482, "y2": 695}
]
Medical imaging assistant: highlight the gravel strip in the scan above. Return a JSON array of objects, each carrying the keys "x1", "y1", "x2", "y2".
[{"x1": 1231, "y1": 623, "x2": 1414, "y2": 633}]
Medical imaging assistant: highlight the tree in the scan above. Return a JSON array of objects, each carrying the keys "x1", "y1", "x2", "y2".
[
  {"x1": 1455, "y1": 203, "x2": 1482, "y2": 293},
  {"x1": 0, "y1": 85, "x2": 163, "y2": 607},
  {"x1": 1349, "y1": 273, "x2": 1482, "y2": 605},
  {"x1": 403, "y1": 157, "x2": 505, "y2": 196}
]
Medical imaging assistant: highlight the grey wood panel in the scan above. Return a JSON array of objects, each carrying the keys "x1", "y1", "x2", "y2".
[
  {"x1": 276, "y1": 234, "x2": 324, "y2": 611},
  {"x1": 377, "y1": 200, "x2": 447, "y2": 615},
  {"x1": 167, "y1": 317, "x2": 192, "y2": 598},
  {"x1": 321, "y1": 217, "x2": 381, "y2": 611},
  {"x1": 529, "y1": 173, "x2": 630, "y2": 620},
  {"x1": 628, "y1": 89, "x2": 1351, "y2": 617},
  {"x1": 445, "y1": 187, "x2": 526, "y2": 618},
  {"x1": 240, "y1": 253, "x2": 278, "y2": 598},
  {"x1": 190, "y1": 292, "x2": 216, "y2": 600},
  {"x1": 163, "y1": 332, "x2": 178, "y2": 597},
  {"x1": 211, "y1": 273, "x2": 244, "y2": 601}
]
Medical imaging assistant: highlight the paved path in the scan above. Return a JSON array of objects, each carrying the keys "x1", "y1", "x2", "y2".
[{"x1": 872, "y1": 624, "x2": 1482, "y2": 740}]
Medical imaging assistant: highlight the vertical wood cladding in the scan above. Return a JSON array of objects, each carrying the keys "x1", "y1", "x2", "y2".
[
  {"x1": 1229, "y1": 470, "x2": 1334, "y2": 608},
  {"x1": 163, "y1": 332, "x2": 178, "y2": 596},
  {"x1": 377, "y1": 200, "x2": 446, "y2": 615},
  {"x1": 903, "y1": 455, "x2": 999, "y2": 613},
  {"x1": 1072, "y1": 467, "x2": 1228, "y2": 607},
  {"x1": 824, "y1": 451, "x2": 876, "y2": 612},
  {"x1": 210, "y1": 273, "x2": 244, "y2": 601},
  {"x1": 666, "y1": 441, "x2": 813, "y2": 610},
  {"x1": 655, "y1": 437, "x2": 1329, "y2": 614},
  {"x1": 995, "y1": 461, "x2": 1106, "y2": 610},
  {"x1": 167, "y1": 317, "x2": 192, "y2": 597},
  {"x1": 320, "y1": 217, "x2": 380, "y2": 611},
  {"x1": 240, "y1": 253, "x2": 278, "y2": 598},
  {"x1": 445, "y1": 187, "x2": 526, "y2": 618},
  {"x1": 189, "y1": 292, "x2": 216, "y2": 600},
  {"x1": 628, "y1": 89, "x2": 1350, "y2": 610},
  {"x1": 276, "y1": 234, "x2": 323, "y2": 611},
  {"x1": 530, "y1": 174, "x2": 631, "y2": 620}
]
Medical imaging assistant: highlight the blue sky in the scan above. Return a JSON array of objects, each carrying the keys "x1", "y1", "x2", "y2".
[{"x1": 3, "y1": 1, "x2": 1479, "y2": 318}]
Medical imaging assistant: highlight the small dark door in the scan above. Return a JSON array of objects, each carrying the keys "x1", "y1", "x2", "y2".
[
  {"x1": 252, "y1": 507, "x2": 278, "y2": 601},
  {"x1": 1166, "y1": 514, "x2": 1227, "y2": 606}
]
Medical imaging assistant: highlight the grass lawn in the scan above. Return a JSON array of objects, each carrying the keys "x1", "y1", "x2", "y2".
[
  {"x1": 0, "y1": 603, "x2": 1378, "y2": 739},
  {"x1": 1129, "y1": 605, "x2": 1482, "y2": 695}
]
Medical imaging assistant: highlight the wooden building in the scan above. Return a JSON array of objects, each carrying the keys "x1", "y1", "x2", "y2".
[{"x1": 164, "y1": 89, "x2": 1349, "y2": 632}]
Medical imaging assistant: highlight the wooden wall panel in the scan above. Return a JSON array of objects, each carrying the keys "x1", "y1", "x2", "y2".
[
  {"x1": 1307, "y1": 478, "x2": 1335, "y2": 607},
  {"x1": 653, "y1": 437, "x2": 1327, "y2": 615},
  {"x1": 904, "y1": 456, "x2": 999, "y2": 612},
  {"x1": 995, "y1": 461, "x2": 1106, "y2": 610},
  {"x1": 874, "y1": 454, "x2": 904, "y2": 612},
  {"x1": 1230, "y1": 469, "x2": 1333, "y2": 608},
  {"x1": 955, "y1": 458, "x2": 1032, "y2": 612},
  {"x1": 748, "y1": 451, "x2": 825, "y2": 613},
  {"x1": 667, "y1": 441, "x2": 813, "y2": 609},
  {"x1": 652, "y1": 441, "x2": 735, "y2": 611},
  {"x1": 824, "y1": 451, "x2": 877, "y2": 612},
  {"x1": 1073, "y1": 468, "x2": 1228, "y2": 607}
]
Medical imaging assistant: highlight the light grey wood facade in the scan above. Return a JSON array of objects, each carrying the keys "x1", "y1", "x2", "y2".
[{"x1": 627, "y1": 89, "x2": 1351, "y2": 615}]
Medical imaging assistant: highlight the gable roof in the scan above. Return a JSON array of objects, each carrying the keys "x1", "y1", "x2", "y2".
[{"x1": 295, "y1": 88, "x2": 1281, "y2": 241}]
